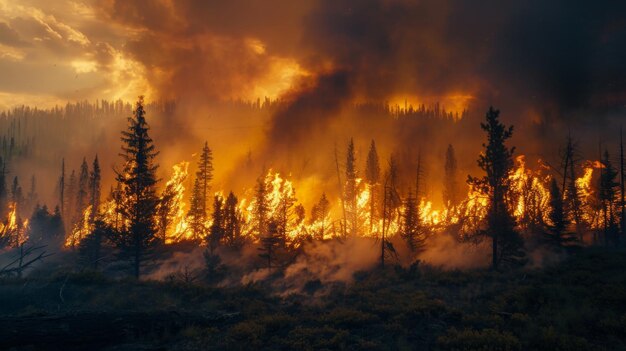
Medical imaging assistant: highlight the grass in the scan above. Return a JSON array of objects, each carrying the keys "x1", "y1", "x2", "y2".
[{"x1": 1, "y1": 248, "x2": 626, "y2": 350}]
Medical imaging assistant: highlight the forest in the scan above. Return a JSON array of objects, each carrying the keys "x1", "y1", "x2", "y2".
[
  {"x1": 2, "y1": 0, "x2": 626, "y2": 349},
  {"x1": 0, "y1": 97, "x2": 625, "y2": 350}
]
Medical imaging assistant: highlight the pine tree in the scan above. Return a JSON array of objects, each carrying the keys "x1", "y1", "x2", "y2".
[
  {"x1": 197, "y1": 142, "x2": 214, "y2": 217},
  {"x1": 365, "y1": 140, "x2": 380, "y2": 235},
  {"x1": 345, "y1": 138, "x2": 358, "y2": 236},
  {"x1": 544, "y1": 178, "x2": 577, "y2": 250},
  {"x1": 381, "y1": 156, "x2": 401, "y2": 268},
  {"x1": 208, "y1": 195, "x2": 224, "y2": 254},
  {"x1": 401, "y1": 190, "x2": 425, "y2": 252},
  {"x1": 443, "y1": 144, "x2": 459, "y2": 210},
  {"x1": 0, "y1": 157, "x2": 8, "y2": 216},
  {"x1": 78, "y1": 219, "x2": 112, "y2": 270},
  {"x1": 223, "y1": 192, "x2": 243, "y2": 248},
  {"x1": 258, "y1": 220, "x2": 281, "y2": 271},
  {"x1": 65, "y1": 170, "x2": 76, "y2": 231},
  {"x1": 11, "y1": 176, "x2": 22, "y2": 212},
  {"x1": 75, "y1": 158, "x2": 89, "y2": 226},
  {"x1": 188, "y1": 177, "x2": 206, "y2": 241},
  {"x1": 275, "y1": 180, "x2": 296, "y2": 244},
  {"x1": 563, "y1": 135, "x2": 584, "y2": 240},
  {"x1": 311, "y1": 193, "x2": 330, "y2": 240},
  {"x1": 468, "y1": 107, "x2": 525, "y2": 270},
  {"x1": 88, "y1": 155, "x2": 101, "y2": 223},
  {"x1": 58, "y1": 158, "x2": 65, "y2": 217},
  {"x1": 253, "y1": 175, "x2": 269, "y2": 239},
  {"x1": 112, "y1": 97, "x2": 160, "y2": 278},
  {"x1": 600, "y1": 149, "x2": 619, "y2": 246},
  {"x1": 26, "y1": 175, "x2": 37, "y2": 214}
]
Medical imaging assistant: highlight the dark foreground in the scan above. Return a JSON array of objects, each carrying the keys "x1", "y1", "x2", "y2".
[{"x1": 2, "y1": 249, "x2": 626, "y2": 350}]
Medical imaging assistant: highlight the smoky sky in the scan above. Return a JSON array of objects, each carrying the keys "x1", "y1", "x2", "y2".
[{"x1": 299, "y1": 0, "x2": 626, "y2": 110}]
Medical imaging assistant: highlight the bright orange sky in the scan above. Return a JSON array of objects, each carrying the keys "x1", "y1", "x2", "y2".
[{"x1": 0, "y1": 0, "x2": 311, "y2": 110}]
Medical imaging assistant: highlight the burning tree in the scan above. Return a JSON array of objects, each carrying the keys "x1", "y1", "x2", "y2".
[
  {"x1": 365, "y1": 140, "x2": 380, "y2": 235},
  {"x1": 345, "y1": 138, "x2": 358, "y2": 236},
  {"x1": 112, "y1": 96, "x2": 160, "y2": 279},
  {"x1": 443, "y1": 144, "x2": 460, "y2": 211},
  {"x1": 599, "y1": 149, "x2": 619, "y2": 246},
  {"x1": 188, "y1": 142, "x2": 213, "y2": 241},
  {"x1": 468, "y1": 107, "x2": 525, "y2": 270}
]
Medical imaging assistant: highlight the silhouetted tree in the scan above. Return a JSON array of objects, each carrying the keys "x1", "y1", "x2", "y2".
[
  {"x1": 188, "y1": 142, "x2": 214, "y2": 241},
  {"x1": 208, "y1": 195, "x2": 224, "y2": 254},
  {"x1": 365, "y1": 140, "x2": 380, "y2": 235},
  {"x1": 253, "y1": 175, "x2": 269, "y2": 239},
  {"x1": 223, "y1": 192, "x2": 243, "y2": 248},
  {"x1": 112, "y1": 97, "x2": 160, "y2": 279},
  {"x1": 544, "y1": 178, "x2": 577, "y2": 250},
  {"x1": 78, "y1": 219, "x2": 112, "y2": 270},
  {"x1": 76, "y1": 158, "x2": 89, "y2": 219},
  {"x1": 89, "y1": 155, "x2": 101, "y2": 223},
  {"x1": 258, "y1": 220, "x2": 281, "y2": 271},
  {"x1": 188, "y1": 177, "x2": 206, "y2": 241},
  {"x1": 563, "y1": 135, "x2": 585, "y2": 240},
  {"x1": 311, "y1": 193, "x2": 330, "y2": 240},
  {"x1": 381, "y1": 156, "x2": 401, "y2": 268},
  {"x1": 600, "y1": 149, "x2": 619, "y2": 246},
  {"x1": 0, "y1": 157, "x2": 8, "y2": 216},
  {"x1": 443, "y1": 144, "x2": 460, "y2": 210},
  {"x1": 401, "y1": 190, "x2": 425, "y2": 252},
  {"x1": 468, "y1": 107, "x2": 525, "y2": 270},
  {"x1": 345, "y1": 138, "x2": 358, "y2": 236}
]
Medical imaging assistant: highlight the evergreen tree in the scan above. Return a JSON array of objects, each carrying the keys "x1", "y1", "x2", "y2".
[
  {"x1": 58, "y1": 158, "x2": 65, "y2": 217},
  {"x1": 208, "y1": 195, "x2": 224, "y2": 254},
  {"x1": 75, "y1": 158, "x2": 89, "y2": 225},
  {"x1": 544, "y1": 178, "x2": 577, "y2": 250},
  {"x1": 600, "y1": 149, "x2": 619, "y2": 246},
  {"x1": 223, "y1": 191, "x2": 243, "y2": 248},
  {"x1": 65, "y1": 170, "x2": 76, "y2": 230},
  {"x1": 88, "y1": 155, "x2": 101, "y2": 222},
  {"x1": 112, "y1": 97, "x2": 160, "y2": 278},
  {"x1": 311, "y1": 193, "x2": 330, "y2": 240},
  {"x1": 188, "y1": 177, "x2": 206, "y2": 241},
  {"x1": 468, "y1": 107, "x2": 525, "y2": 270},
  {"x1": 381, "y1": 156, "x2": 401, "y2": 268},
  {"x1": 78, "y1": 219, "x2": 112, "y2": 270},
  {"x1": 275, "y1": 180, "x2": 296, "y2": 244},
  {"x1": 365, "y1": 140, "x2": 380, "y2": 235},
  {"x1": 563, "y1": 135, "x2": 584, "y2": 240},
  {"x1": 26, "y1": 175, "x2": 37, "y2": 214},
  {"x1": 0, "y1": 157, "x2": 7, "y2": 216},
  {"x1": 11, "y1": 176, "x2": 22, "y2": 211},
  {"x1": 258, "y1": 220, "x2": 281, "y2": 271},
  {"x1": 443, "y1": 144, "x2": 459, "y2": 210},
  {"x1": 197, "y1": 142, "x2": 214, "y2": 219},
  {"x1": 345, "y1": 138, "x2": 358, "y2": 236},
  {"x1": 187, "y1": 142, "x2": 214, "y2": 240},
  {"x1": 401, "y1": 190, "x2": 425, "y2": 252},
  {"x1": 253, "y1": 175, "x2": 269, "y2": 239}
]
